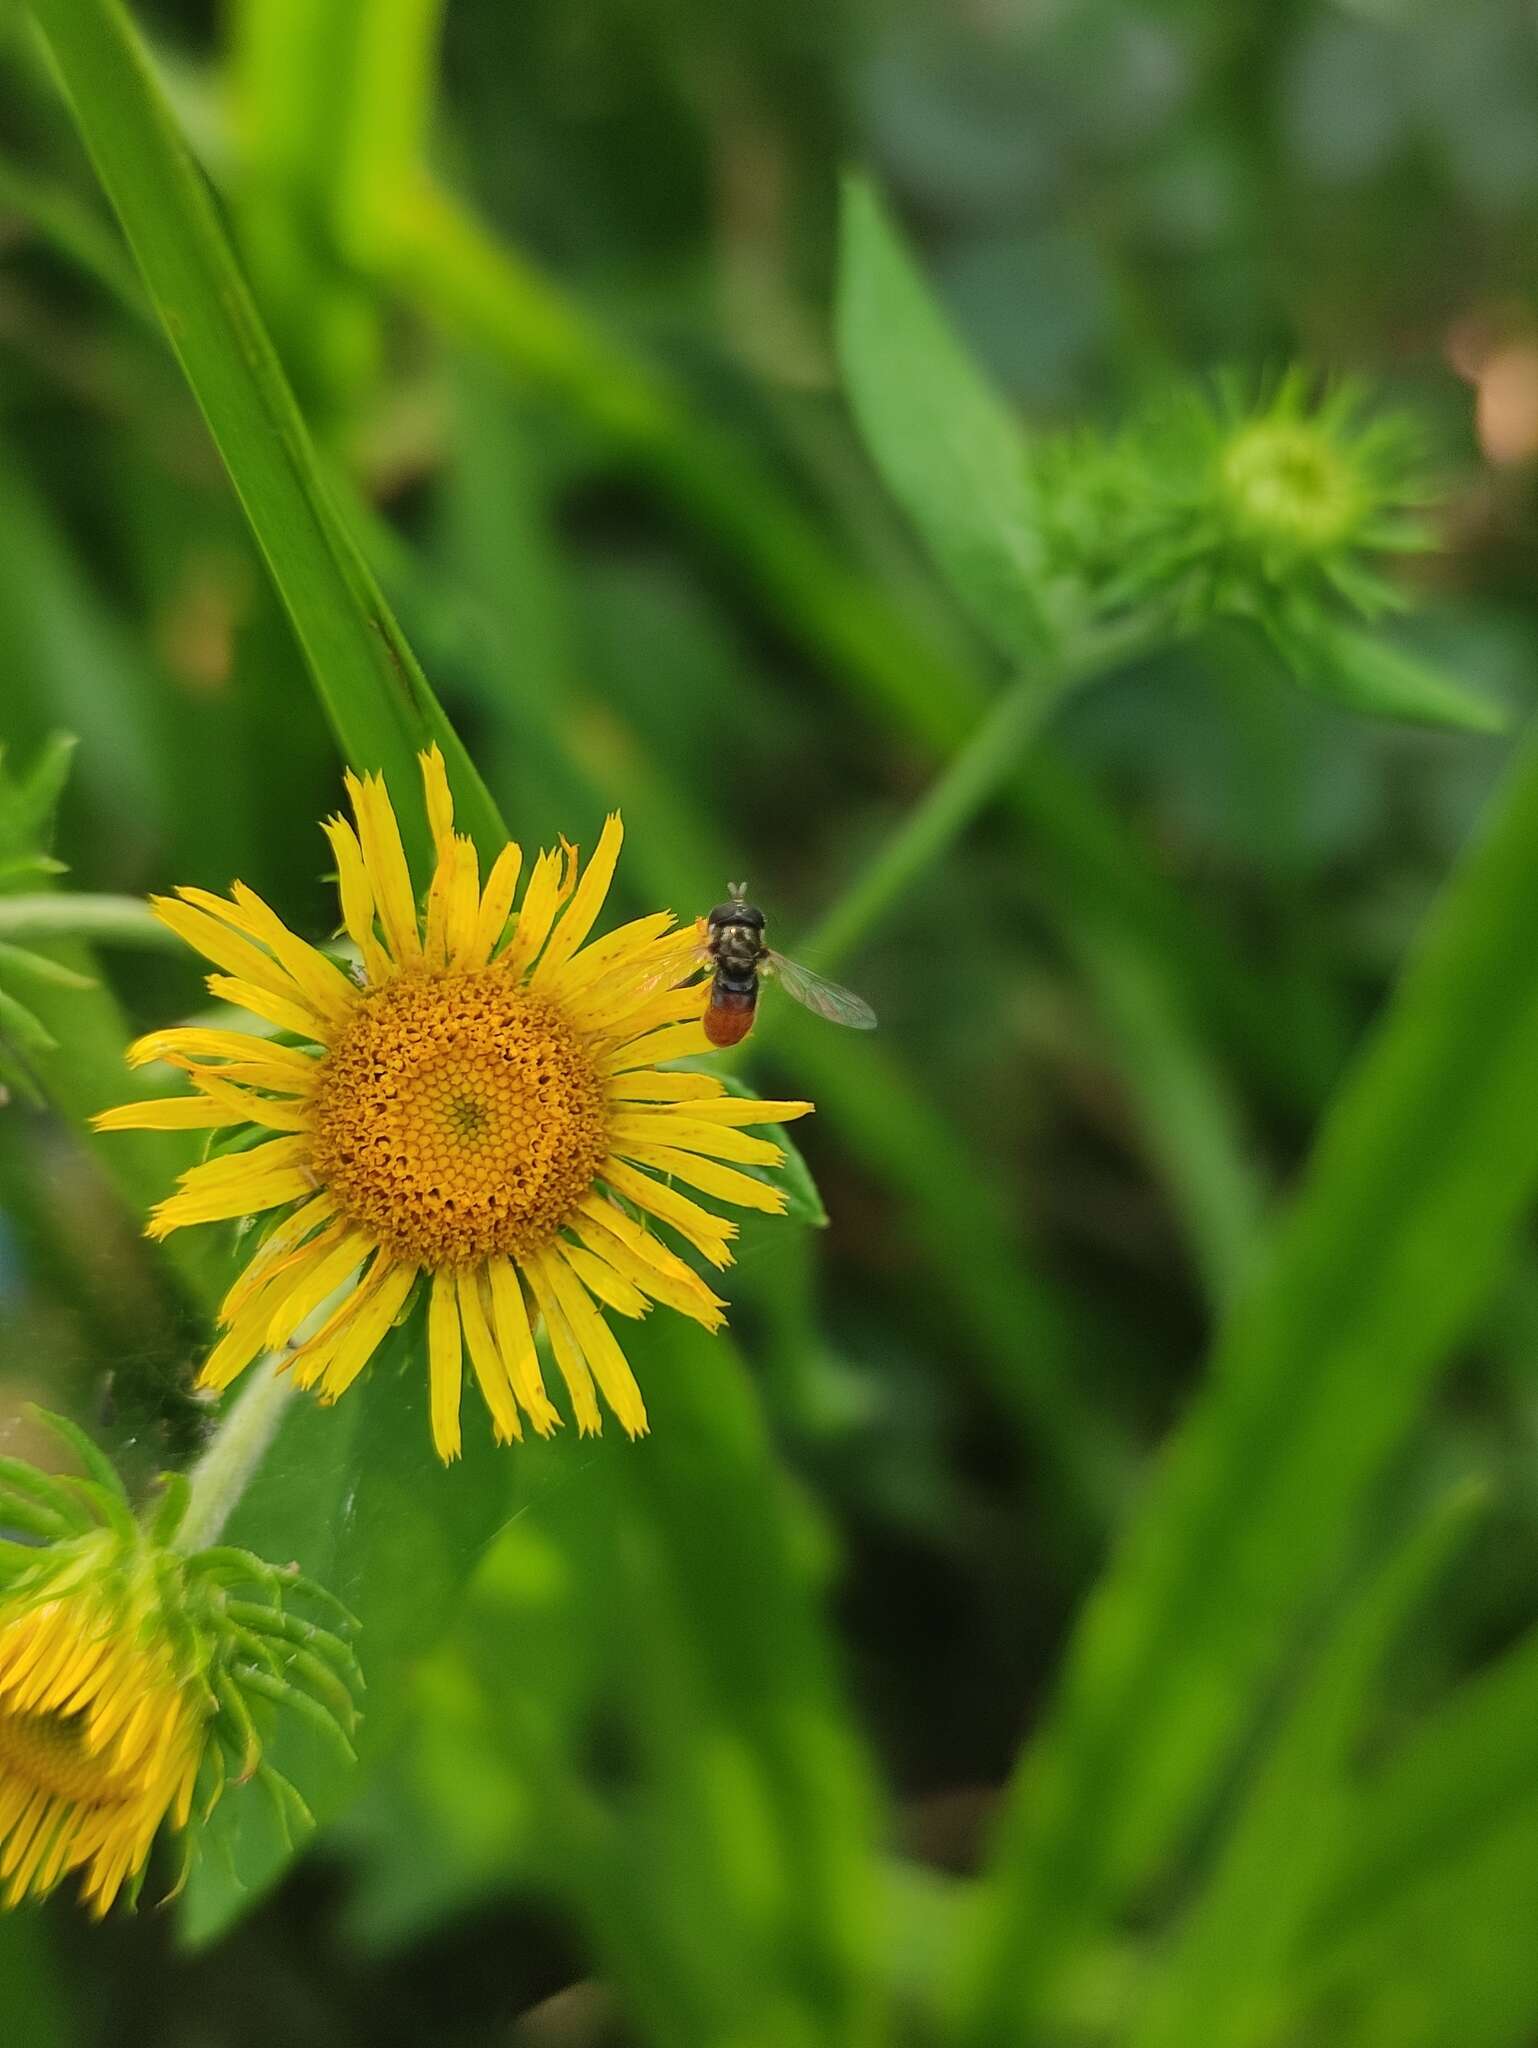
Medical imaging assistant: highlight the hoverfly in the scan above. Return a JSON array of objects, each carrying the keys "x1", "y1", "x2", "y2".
[{"x1": 702, "y1": 885, "x2": 876, "y2": 1048}]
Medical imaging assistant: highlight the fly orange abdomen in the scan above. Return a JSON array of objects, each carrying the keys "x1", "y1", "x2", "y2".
[{"x1": 703, "y1": 985, "x2": 758, "y2": 1047}]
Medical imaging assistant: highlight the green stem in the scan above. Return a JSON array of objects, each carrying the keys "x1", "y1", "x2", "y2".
[
  {"x1": 801, "y1": 622, "x2": 1151, "y2": 978},
  {"x1": 0, "y1": 893, "x2": 176, "y2": 948},
  {"x1": 174, "y1": 1365, "x2": 296, "y2": 1554}
]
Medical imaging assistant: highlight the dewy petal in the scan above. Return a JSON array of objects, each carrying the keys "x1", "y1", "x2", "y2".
[
  {"x1": 345, "y1": 768, "x2": 422, "y2": 966},
  {"x1": 427, "y1": 1270, "x2": 464, "y2": 1463},
  {"x1": 532, "y1": 814, "x2": 623, "y2": 984}
]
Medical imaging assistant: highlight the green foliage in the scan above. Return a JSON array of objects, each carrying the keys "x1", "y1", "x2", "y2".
[{"x1": 5, "y1": 1, "x2": 1538, "y2": 2045}]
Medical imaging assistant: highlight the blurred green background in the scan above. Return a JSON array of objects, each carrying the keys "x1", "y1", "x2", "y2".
[{"x1": 7, "y1": 1, "x2": 1538, "y2": 2043}]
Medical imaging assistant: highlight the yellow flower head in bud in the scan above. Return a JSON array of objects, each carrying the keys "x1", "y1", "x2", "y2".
[
  {"x1": 0, "y1": 1414, "x2": 360, "y2": 1915},
  {"x1": 99, "y1": 749, "x2": 814, "y2": 1461}
]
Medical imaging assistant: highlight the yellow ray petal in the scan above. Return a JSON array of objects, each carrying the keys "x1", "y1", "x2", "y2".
[
  {"x1": 189, "y1": 1075, "x2": 312, "y2": 1132},
  {"x1": 127, "y1": 1027, "x2": 317, "y2": 1078},
  {"x1": 185, "y1": 1056, "x2": 319, "y2": 1096},
  {"x1": 425, "y1": 835, "x2": 480, "y2": 971},
  {"x1": 470, "y1": 840, "x2": 523, "y2": 966},
  {"x1": 183, "y1": 882, "x2": 355, "y2": 1022},
  {"x1": 151, "y1": 895, "x2": 309, "y2": 1006},
  {"x1": 427, "y1": 1269, "x2": 464, "y2": 1463},
  {"x1": 523, "y1": 1261, "x2": 602, "y2": 1435},
  {"x1": 605, "y1": 1071, "x2": 726, "y2": 1104},
  {"x1": 220, "y1": 1191, "x2": 337, "y2": 1318},
  {"x1": 498, "y1": 844, "x2": 564, "y2": 980},
  {"x1": 609, "y1": 1113, "x2": 783, "y2": 1167},
  {"x1": 599, "y1": 1160, "x2": 737, "y2": 1266},
  {"x1": 532, "y1": 814, "x2": 623, "y2": 985},
  {"x1": 589, "y1": 983, "x2": 710, "y2": 1045},
  {"x1": 322, "y1": 814, "x2": 391, "y2": 982},
  {"x1": 559, "y1": 1239, "x2": 650, "y2": 1318},
  {"x1": 665, "y1": 1096, "x2": 813, "y2": 1126},
  {"x1": 263, "y1": 1230, "x2": 372, "y2": 1349},
  {"x1": 551, "y1": 911, "x2": 677, "y2": 1001},
  {"x1": 201, "y1": 1269, "x2": 306, "y2": 1390},
  {"x1": 487, "y1": 1257, "x2": 561, "y2": 1435},
  {"x1": 419, "y1": 743, "x2": 456, "y2": 862},
  {"x1": 601, "y1": 1021, "x2": 713, "y2": 1072},
  {"x1": 205, "y1": 974, "x2": 327, "y2": 1041},
  {"x1": 537, "y1": 1248, "x2": 648, "y2": 1436},
  {"x1": 92, "y1": 1096, "x2": 240, "y2": 1133},
  {"x1": 456, "y1": 1266, "x2": 522, "y2": 1442},
  {"x1": 315, "y1": 1261, "x2": 418, "y2": 1402},
  {"x1": 345, "y1": 768, "x2": 421, "y2": 966},
  {"x1": 147, "y1": 1136, "x2": 314, "y2": 1238},
  {"x1": 574, "y1": 1197, "x2": 727, "y2": 1327},
  {"x1": 615, "y1": 1142, "x2": 786, "y2": 1214}
]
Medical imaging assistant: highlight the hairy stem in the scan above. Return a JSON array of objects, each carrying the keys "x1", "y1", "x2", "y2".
[{"x1": 175, "y1": 1366, "x2": 295, "y2": 1554}]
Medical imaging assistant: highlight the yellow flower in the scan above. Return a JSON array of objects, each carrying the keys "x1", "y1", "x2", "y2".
[
  {"x1": 99, "y1": 749, "x2": 811, "y2": 1460},
  {"x1": 0, "y1": 1417, "x2": 359, "y2": 1914},
  {"x1": 0, "y1": 1553, "x2": 203, "y2": 1913}
]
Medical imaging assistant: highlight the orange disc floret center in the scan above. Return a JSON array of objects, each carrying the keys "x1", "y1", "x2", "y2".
[{"x1": 307, "y1": 967, "x2": 609, "y2": 1266}]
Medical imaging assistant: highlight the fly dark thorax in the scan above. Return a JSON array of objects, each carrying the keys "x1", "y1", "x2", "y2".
[
  {"x1": 705, "y1": 898, "x2": 768, "y2": 987},
  {"x1": 703, "y1": 894, "x2": 768, "y2": 1047}
]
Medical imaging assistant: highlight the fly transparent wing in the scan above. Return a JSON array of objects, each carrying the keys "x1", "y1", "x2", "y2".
[{"x1": 765, "y1": 952, "x2": 877, "y2": 1030}]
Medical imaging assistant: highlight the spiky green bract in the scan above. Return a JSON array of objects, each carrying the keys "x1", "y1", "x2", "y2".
[
  {"x1": 1118, "y1": 371, "x2": 1434, "y2": 654},
  {"x1": 0, "y1": 1411, "x2": 360, "y2": 1912}
]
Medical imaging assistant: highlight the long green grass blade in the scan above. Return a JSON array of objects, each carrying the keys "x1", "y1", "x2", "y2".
[
  {"x1": 956, "y1": 711, "x2": 1538, "y2": 2039},
  {"x1": 27, "y1": 0, "x2": 500, "y2": 863},
  {"x1": 1127, "y1": 1484, "x2": 1481, "y2": 2048}
]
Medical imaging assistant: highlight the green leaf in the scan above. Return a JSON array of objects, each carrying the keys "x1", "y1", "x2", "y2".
[
  {"x1": 955, "y1": 706, "x2": 1538, "y2": 2040},
  {"x1": 179, "y1": 1312, "x2": 515, "y2": 1944},
  {"x1": 1304, "y1": 1616, "x2": 1538, "y2": 1999},
  {"x1": 836, "y1": 175, "x2": 1055, "y2": 663},
  {"x1": 27, "y1": 0, "x2": 502, "y2": 867},
  {"x1": 0, "y1": 940, "x2": 95, "y2": 991},
  {"x1": 1289, "y1": 619, "x2": 1508, "y2": 734},
  {"x1": 1127, "y1": 1483, "x2": 1482, "y2": 2048}
]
